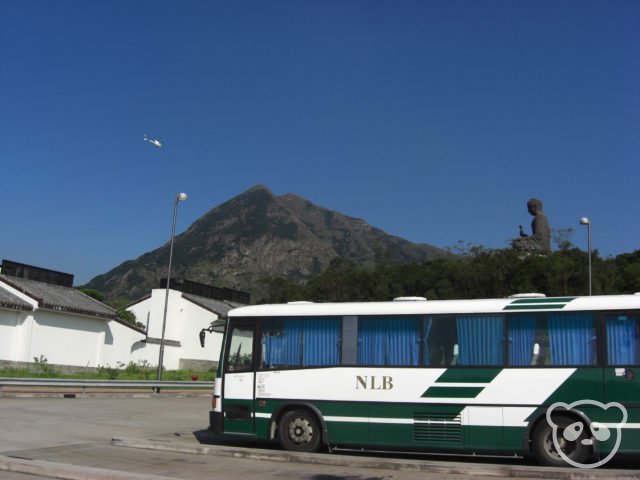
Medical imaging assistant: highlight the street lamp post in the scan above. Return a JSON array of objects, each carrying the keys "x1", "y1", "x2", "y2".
[
  {"x1": 156, "y1": 192, "x2": 188, "y2": 386},
  {"x1": 580, "y1": 217, "x2": 592, "y2": 296}
]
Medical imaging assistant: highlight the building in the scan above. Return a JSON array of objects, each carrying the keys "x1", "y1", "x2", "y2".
[
  {"x1": 0, "y1": 269, "x2": 145, "y2": 371},
  {"x1": 0, "y1": 260, "x2": 248, "y2": 372},
  {"x1": 126, "y1": 279, "x2": 247, "y2": 370}
]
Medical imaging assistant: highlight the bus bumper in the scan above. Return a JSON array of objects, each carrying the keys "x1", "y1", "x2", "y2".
[{"x1": 210, "y1": 411, "x2": 223, "y2": 434}]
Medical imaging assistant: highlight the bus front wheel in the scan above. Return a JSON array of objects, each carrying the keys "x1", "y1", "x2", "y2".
[
  {"x1": 532, "y1": 415, "x2": 590, "y2": 467},
  {"x1": 278, "y1": 409, "x2": 322, "y2": 453}
]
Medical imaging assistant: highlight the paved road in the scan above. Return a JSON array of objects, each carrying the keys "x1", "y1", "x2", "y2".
[
  {"x1": 1, "y1": 396, "x2": 639, "y2": 479},
  {"x1": 0, "y1": 396, "x2": 209, "y2": 453}
]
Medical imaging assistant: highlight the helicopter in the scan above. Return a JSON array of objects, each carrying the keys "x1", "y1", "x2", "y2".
[{"x1": 143, "y1": 135, "x2": 163, "y2": 148}]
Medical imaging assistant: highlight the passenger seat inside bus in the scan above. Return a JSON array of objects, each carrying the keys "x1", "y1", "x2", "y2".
[{"x1": 530, "y1": 343, "x2": 541, "y2": 366}]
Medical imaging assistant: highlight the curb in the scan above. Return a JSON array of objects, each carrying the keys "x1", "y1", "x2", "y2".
[
  {"x1": 0, "y1": 454, "x2": 180, "y2": 480},
  {"x1": 0, "y1": 389, "x2": 211, "y2": 399},
  {"x1": 111, "y1": 437, "x2": 640, "y2": 480}
]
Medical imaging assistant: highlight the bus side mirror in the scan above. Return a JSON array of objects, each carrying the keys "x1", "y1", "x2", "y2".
[
  {"x1": 199, "y1": 319, "x2": 227, "y2": 348},
  {"x1": 199, "y1": 325, "x2": 215, "y2": 348},
  {"x1": 211, "y1": 319, "x2": 226, "y2": 334}
]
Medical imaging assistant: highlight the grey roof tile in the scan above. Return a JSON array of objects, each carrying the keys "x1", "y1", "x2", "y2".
[
  {"x1": 0, "y1": 275, "x2": 116, "y2": 319},
  {"x1": 182, "y1": 294, "x2": 239, "y2": 317},
  {"x1": 0, "y1": 287, "x2": 33, "y2": 311}
]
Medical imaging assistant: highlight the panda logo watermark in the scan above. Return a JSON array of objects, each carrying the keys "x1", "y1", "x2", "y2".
[{"x1": 546, "y1": 400, "x2": 628, "y2": 468}]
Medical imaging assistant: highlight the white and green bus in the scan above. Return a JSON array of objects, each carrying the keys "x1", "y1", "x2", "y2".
[{"x1": 204, "y1": 294, "x2": 640, "y2": 467}]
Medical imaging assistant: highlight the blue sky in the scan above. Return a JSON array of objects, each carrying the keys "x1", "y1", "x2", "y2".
[{"x1": 1, "y1": 1, "x2": 638, "y2": 285}]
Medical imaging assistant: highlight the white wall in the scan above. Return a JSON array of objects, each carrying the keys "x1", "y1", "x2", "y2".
[
  {"x1": 101, "y1": 319, "x2": 146, "y2": 367},
  {"x1": 29, "y1": 310, "x2": 105, "y2": 367},
  {"x1": 0, "y1": 310, "x2": 20, "y2": 360},
  {"x1": 126, "y1": 289, "x2": 224, "y2": 370},
  {"x1": 130, "y1": 341, "x2": 160, "y2": 371},
  {"x1": 0, "y1": 306, "x2": 145, "y2": 368},
  {"x1": 179, "y1": 296, "x2": 222, "y2": 363},
  {"x1": 0, "y1": 285, "x2": 224, "y2": 371},
  {"x1": 144, "y1": 289, "x2": 183, "y2": 340},
  {"x1": 6, "y1": 313, "x2": 36, "y2": 363},
  {"x1": 127, "y1": 300, "x2": 151, "y2": 335}
]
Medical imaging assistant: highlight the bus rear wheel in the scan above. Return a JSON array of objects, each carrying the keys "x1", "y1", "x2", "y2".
[
  {"x1": 532, "y1": 415, "x2": 590, "y2": 467},
  {"x1": 278, "y1": 409, "x2": 322, "y2": 453}
]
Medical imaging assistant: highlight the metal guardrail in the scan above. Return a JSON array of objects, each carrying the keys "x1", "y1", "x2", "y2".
[{"x1": 0, "y1": 377, "x2": 214, "y2": 393}]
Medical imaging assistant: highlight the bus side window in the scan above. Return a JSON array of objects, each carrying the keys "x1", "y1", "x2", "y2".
[
  {"x1": 606, "y1": 315, "x2": 640, "y2": 366},
  {"x1": 425, "y1": 316, "x2": 457, "y2": 367},
  {"x1": 227, "y1": 326, "x2": 254, "y2": 372},
  {"x1": 509, "y1": 313, "x2": 596, "y2": 366}
]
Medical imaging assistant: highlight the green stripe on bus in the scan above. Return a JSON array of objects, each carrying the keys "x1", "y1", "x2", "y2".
[
  {"x1": 413, "y1": 407, "x2": 465, "y2": 419},
  {"x1": 421, "y1": 386, "x2": 484, "y2": 398},
  {"x1": 504, "y1": 304, "x2": 569, "y2": 310},
  {"x1": 434, "y1": 368, "x2": 501, "y2": 384},
  {"x1": 509, "y1": 297, "x2": 575, "y2": 304}
]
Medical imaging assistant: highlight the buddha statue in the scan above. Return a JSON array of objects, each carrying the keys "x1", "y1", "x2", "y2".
[{"x1": 512, "y1": 198, "x2": 551, "y2": 253}]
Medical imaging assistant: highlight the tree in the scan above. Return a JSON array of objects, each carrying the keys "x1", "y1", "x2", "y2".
[
  {"x1": 552, "y1": 227, "x2": 575, "y2": 251},
  {"x1": 613, "y1": 251, "x2": 640, "y2": 294},
  {"x1": 116, "y1": 308, "x2": 145, "y2": 331},
  {"x1": 256, "y1": 249, "x2": 640, "y2": 303},
  {"x1": 77, "y1": 287, "x2": 105, "y2": 302}
]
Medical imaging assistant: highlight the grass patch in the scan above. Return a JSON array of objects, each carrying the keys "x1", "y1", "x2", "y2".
[{"x1": 0, "y1": 358, "x2": 215, "y2": 381}]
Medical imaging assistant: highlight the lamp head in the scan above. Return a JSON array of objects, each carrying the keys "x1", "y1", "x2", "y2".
[
  {"x1": 579, "y1": 217, "x2": 590, "y2": 226},
  {"x1": 177, "y1": 193, "x2": 188, "y2": 202}
]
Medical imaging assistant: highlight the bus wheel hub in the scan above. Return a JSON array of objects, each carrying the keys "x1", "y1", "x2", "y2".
[{"x1": 289, "y1": 418, "x2": 313, "y2": 443}]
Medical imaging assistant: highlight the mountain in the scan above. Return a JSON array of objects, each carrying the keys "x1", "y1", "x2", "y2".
[{"x1": 85, "y1": 185, "x2": 449, "y2": 302}]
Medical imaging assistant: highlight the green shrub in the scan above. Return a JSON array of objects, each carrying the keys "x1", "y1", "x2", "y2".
[{"x1": 32, "y1": 355, "x2": 57, "y2": 377}]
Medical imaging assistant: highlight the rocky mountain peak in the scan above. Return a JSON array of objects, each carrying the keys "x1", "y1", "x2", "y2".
[{"x1": 86, "y1": 185, "x2": 448, "y2": 302}]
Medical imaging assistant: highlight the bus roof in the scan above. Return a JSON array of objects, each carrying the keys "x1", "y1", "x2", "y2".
[{"x1": 228, "y1": 294, "x2": 640, "y2": 318}]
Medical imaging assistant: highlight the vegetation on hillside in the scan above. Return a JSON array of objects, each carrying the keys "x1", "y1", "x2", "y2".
[
  {"x1": 83, "y1": 185, "x2": 447, "y2": 302},
  {"x1": 258, "y1": 247, "x2": 640, "y2": 303}
]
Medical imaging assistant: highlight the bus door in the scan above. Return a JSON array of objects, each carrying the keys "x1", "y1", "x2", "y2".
[
  {"x1": 223, "y1": 321, "x2": 257, "y2": 435},
  {"x1": 603, "y1": 313, "x2": 640, "y2": 450},
  {"x1": 604, "y1": 313, "x2": 640, "y2": 404}
]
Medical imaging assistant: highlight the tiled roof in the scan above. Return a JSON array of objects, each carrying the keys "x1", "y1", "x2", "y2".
[
  {"x1": 0, "y1": 275, "x2": 117, "y2": 320},
  {"x1": 0, "y1": 287, "x2": 33, "y2": 311},
  {"x1": 182, "y1": 294, "x2": 239, "y2": 317},
  {"x1": 223, "y1": 300, "x2": 245, "y2": 309}
]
